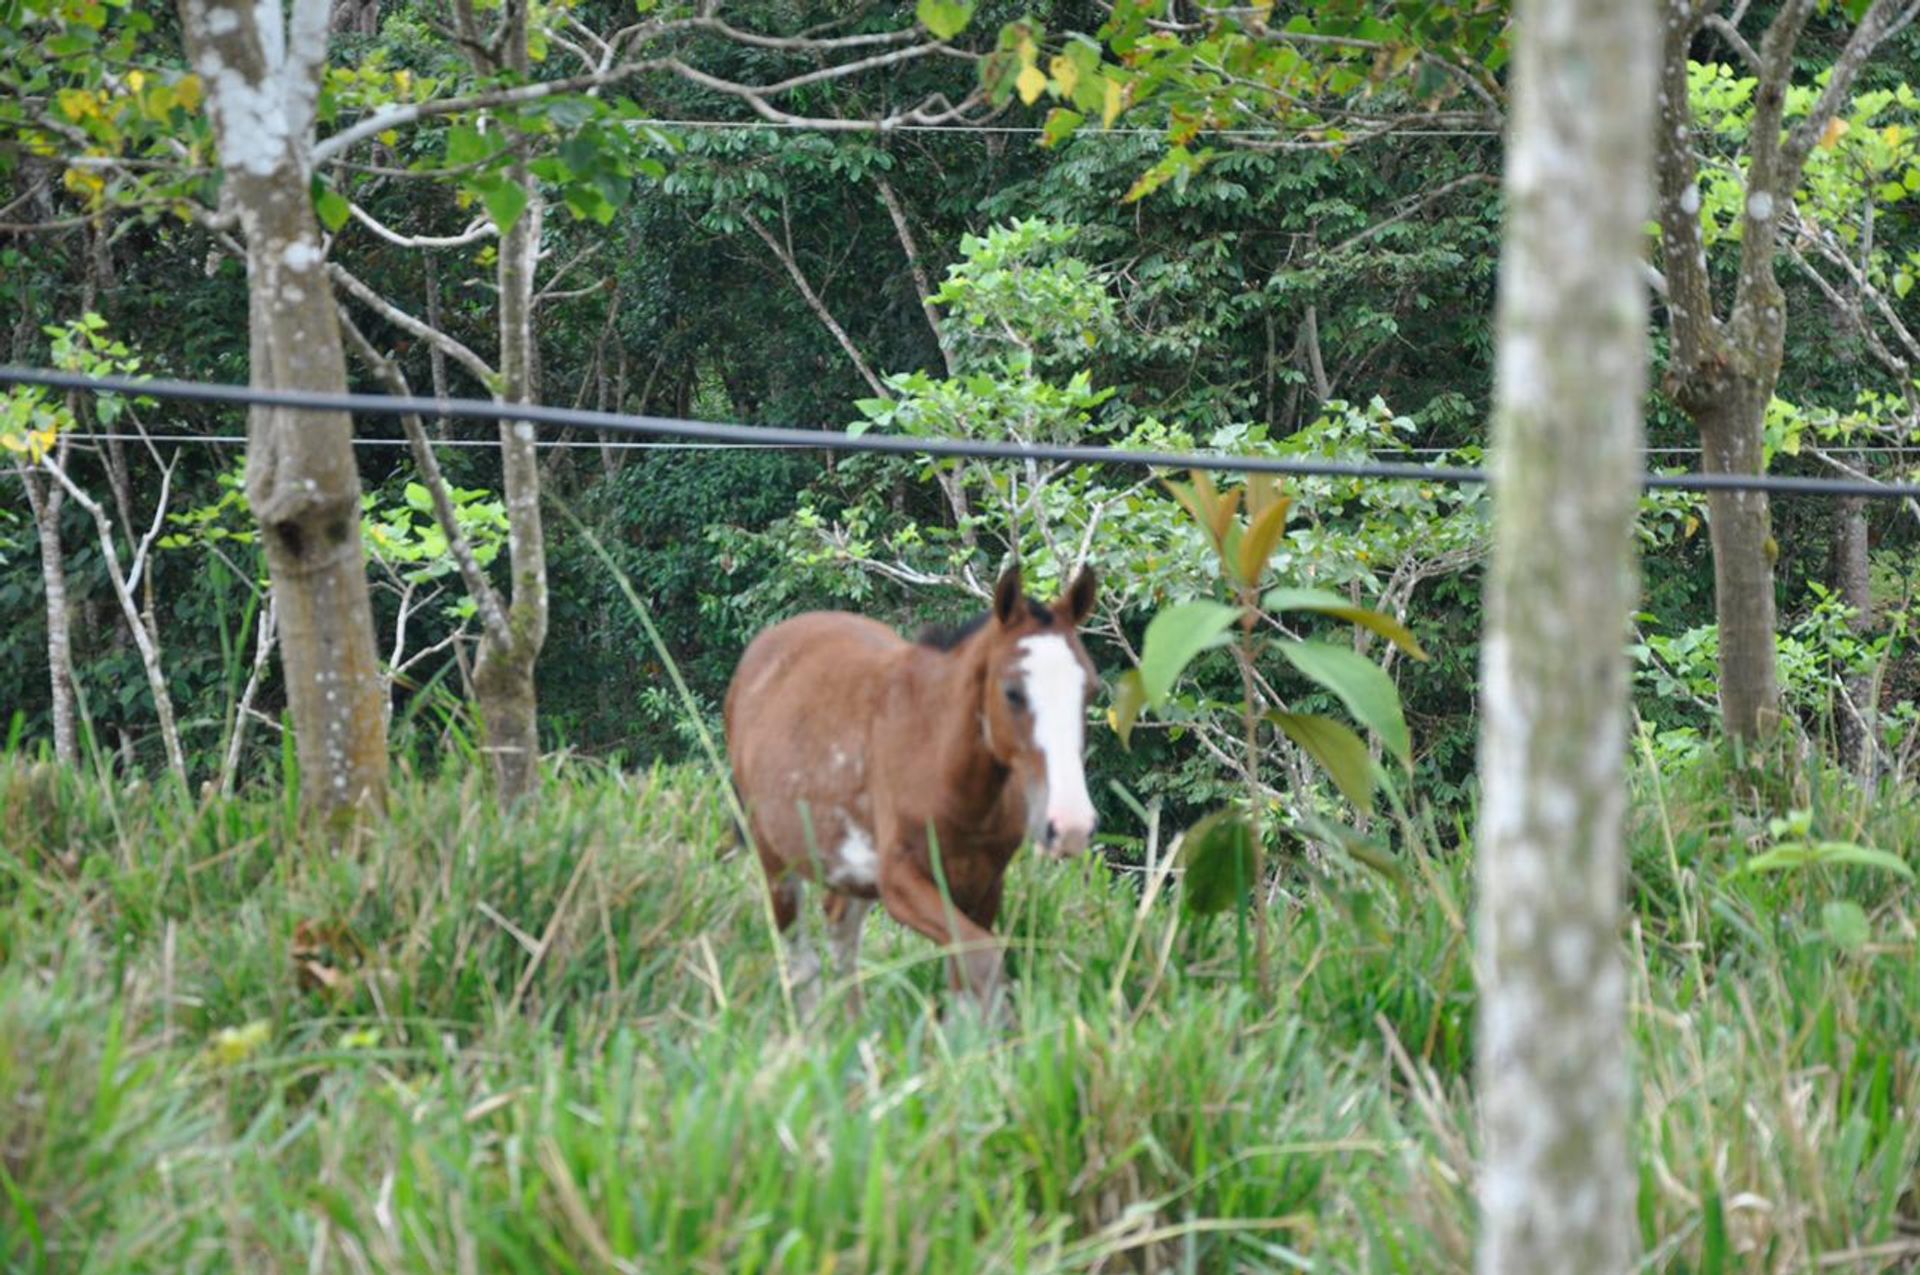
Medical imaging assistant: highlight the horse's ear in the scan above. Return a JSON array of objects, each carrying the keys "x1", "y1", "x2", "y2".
[
  {"x1": 992, "y1": 563, "x2": 1024, "y2": 626},
  {"x1": 1061, "y1": 566, "x2": 1098, "y2": 626}
]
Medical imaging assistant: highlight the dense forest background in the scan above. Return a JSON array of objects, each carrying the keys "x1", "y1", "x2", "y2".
[{"x1": 3, "y1": 0, "x2": 1916, "y2": 830}]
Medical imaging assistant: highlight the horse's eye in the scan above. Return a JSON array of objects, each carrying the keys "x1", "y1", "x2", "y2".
[{"x1": 1004, "y1": 684, "x2": 1028, "y2": 711}]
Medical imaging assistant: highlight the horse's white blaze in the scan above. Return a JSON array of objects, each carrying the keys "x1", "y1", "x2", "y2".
[
  {"x1": 829, "y1": 826, "x2": 879, "y2": 888},
  {"x1": 1018, "y1": 635, "x2": 1095, "y2": 853}
]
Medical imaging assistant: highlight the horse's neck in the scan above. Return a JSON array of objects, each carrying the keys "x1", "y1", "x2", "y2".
[{"x1": 909, "y1": 637, "x2": 1009, "y2": 822}]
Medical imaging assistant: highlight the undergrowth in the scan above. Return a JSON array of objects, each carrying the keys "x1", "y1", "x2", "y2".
[{"x1": 1, "y1": 749, "x2": 1916, "y2": 1273}]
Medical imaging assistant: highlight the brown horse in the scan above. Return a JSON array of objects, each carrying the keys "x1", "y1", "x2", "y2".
[{"x1": 724, "y1": 565, "x2": 1099, "y2": 1012}]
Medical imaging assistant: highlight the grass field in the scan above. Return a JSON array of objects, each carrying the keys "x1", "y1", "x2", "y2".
[{"x1": 2, "y1": 750, "x2": 1917, "y2": 1273}]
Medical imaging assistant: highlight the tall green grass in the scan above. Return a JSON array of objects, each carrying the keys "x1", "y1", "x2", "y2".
[{"x1": 1, "y1": 749, "x2": 1916, "y2": 1273}]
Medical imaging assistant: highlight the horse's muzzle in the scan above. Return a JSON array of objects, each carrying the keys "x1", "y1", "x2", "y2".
[{"x1": 1043, "y1": 815, "x2": 1096, "y2": 858}]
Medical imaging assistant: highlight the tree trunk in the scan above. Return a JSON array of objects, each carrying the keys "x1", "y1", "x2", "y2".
[
  {"x1": 1697, "y1": 392, "x2": 1782, "y2": 741},
  {"x1": 180, "y1": 0, "x2": 388, "y2": 819},
  {"x1": 475, "y1": 161, "x2": 548, "y2": 802},
  {"x1": 1833, "y1": 492, "x2": 1874, "y2": 771},
  {"x1": 1474, "y1": 0, "x2": 1652, "y2": 1269},
  {"x1": 1654, "y1": 0, "x2": 1910, "y2": 745},
  {"x1": 21, "y1": 466, "x2": 78, "y2": 765}
]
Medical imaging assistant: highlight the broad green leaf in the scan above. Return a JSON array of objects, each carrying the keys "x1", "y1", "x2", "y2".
[
  {"x1": 313, "y1": 183, "x2": 349, "y2": 233},
  {"x1": 1109, "y1": 668, "x2": 1146, "y2": 750},
  {"x1": 1041, "y1": 107, "x2": 1085, "y2": 148},
  {"x1": 1263, "y1": 586, "x2": 1428, "y2": 660},
  {"x1": 1822, "y1": 900, "x2": 1870, "y2": 952},
  {"x1": 1267, "y1": 711, "x2": 1374, "y2": 813},
  {"x1": 1139, "y1": 600, "x2": 1240, "y2": 707},
  {"x1": 472, "y1": 178, "x2": 529, "y2": 233},
  {"x1": 1741, "y1": 840, "x2": 1915, "y2": 880},
  {"x1": 1272, "y1": 639, "x2": 1412, "y2": 766},
  {"x1": 1179, "y1": 808, "x2": 1255, "y2": 917},
  {"x1": 916, "y1": 0, "x2": 974, "y2": 40}
]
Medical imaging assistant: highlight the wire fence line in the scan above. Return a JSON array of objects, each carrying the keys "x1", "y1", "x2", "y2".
[
  {"x1": 5, "y1": 364, "x2": 1920, "y2": 501},
  {"x1": 49, "y1": 431, "x2": 1920, "y2": 460}
]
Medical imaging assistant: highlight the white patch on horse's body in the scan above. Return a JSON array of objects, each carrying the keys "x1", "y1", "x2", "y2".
[
  {"x1": 828, "y1": 825, "x2": 879, "y2": 888},
  {"x1": 1016, "y1": 635, "x2": 1096, "y2": 844}
]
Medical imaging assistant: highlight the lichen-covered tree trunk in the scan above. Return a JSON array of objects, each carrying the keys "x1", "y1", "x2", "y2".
[
  {"x1": 1697, "y1": 388, "x2": 1783, "y2": 741},
  {"x1": 1474, "y1": 0, "x2": 1653, "y2": 1269},
  {"x1": 1833, "y1": 493, "x2": 1874, "y2": 770},
  {"x1": 180, "y1": 0, "x2": 388, "y2": 818},
  {"x1": 474, "y1": 156, "x2": 548, "y2": 800},
  {"x1": 1656, "y1": 0, "x2": 1911, "y2": 743},
  {"x1": 21, "y1": 468, "x2": 77, "y2": 765}
]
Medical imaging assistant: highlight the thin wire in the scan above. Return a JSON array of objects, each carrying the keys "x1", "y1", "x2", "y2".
[
  {"x1": 6, "y1": 365, "x2": 1919, "y2": 500},
  {"x1": 62, "y1": 431, "x2": 806, "y2": 452},
  {"x1": 636, "y1": 117, "x2": 1505, "y2": 140},
  {"x1": 54, "y1": 432, "x2": 1920, "y2": 459}
]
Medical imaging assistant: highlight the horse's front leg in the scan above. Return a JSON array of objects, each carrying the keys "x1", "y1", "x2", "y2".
[{"x1": 876, "y1": 855, "x2": 1005, "y2": 1012}]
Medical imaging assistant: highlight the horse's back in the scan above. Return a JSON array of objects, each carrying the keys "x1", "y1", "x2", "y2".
[
  {"x1": 725, "y1": 612, "x2": 907, "y2": 884},
  {"x1": 726, "y1": 611, "x2": 902, "y2": 739}
]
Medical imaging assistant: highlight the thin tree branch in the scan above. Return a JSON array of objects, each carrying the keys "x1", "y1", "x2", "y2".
[
  {"x1": 337, "y1": 308, "x2": 513, "y2": 647},
  {"x1": 746, "y1": 211, "x2": 890, "y2": 399},
  {"x1": 330, "y1": 261, "x2": 499, "y2": 388},
  {"x1": 348, "y1": 201, "x2": 496, "y2": 248}
]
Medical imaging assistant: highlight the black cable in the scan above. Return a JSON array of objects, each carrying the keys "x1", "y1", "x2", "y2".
[{"x1": 4, "y1": 365, "x2": 1918, "y2": 500}]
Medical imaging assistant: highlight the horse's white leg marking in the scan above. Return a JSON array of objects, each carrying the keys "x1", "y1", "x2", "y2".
[
  {"x1": 1017, "y1": 635, "x2": 1096, "y2": 854},
  {"x1": 827, "y1": 826, "x2": 879, "y2": 889}
]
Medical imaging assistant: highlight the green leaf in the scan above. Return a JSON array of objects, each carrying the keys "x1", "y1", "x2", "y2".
[
  {"x1": 1263, "y1": 586, "x2": 1428, "y2": 660},
  {"x1": 471, "y1": 177, "x2": 529, "y2": 233},
  {"x1": 1272, "y1": 639, "x2": 1412, "y2": 767},
  {"x1": 311, "y1": 180, "x2": 350, "y2": 232},
  {"x1": 403, "y1": 482, "x2": 433, "y2": 514},
  {"x1": 1110, "y1": 668, "x2": 1146, "y2": 750},
  {"x1": 917, "y1": 0, "x2": 974, "y2": 39},
  {"x1": 1179, "y1": 808, "x2": 1255, "y2": 917},
  {"x1": 1822, "y1": 900, "x2": 1870, "y2": 952},
  {"x1": 1041, "y1": 107, "x2": 1085, "y2": 148},
  {"x1": 1139, "y1": 600, "x2": 1241, "y2": 707},
  {"x1": 1267, "y1": 711, "x2": 1375, "y2": 813},
  {"x1": 1740, "y1": 841, "x2": 1915, "y2": 880},
  {"x1": 444, "y1": 123, "x2": 491, "y2": 168}
]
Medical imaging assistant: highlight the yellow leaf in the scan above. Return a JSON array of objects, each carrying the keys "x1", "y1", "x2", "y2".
[
  {"x1": 378, "y1": 129, "x2": 400, "y2": 146},
  {"x1": 210, "y1": 1020, "x2": 272, "y2": 1067},
  {"x1": 62, "y1": 166, "x2": 105, "y2": 204},
  {"x1": 1049, "y1": 55, "x2": 1078, "y2": 98},
  {"x1": 1819, "y1": 116, "x2": 1850, "y2": 150},
  {"x1": 126, "y1": 69, "x2": 146, "y2": 93},
  {"x1": 1103, "y1": 78, "x2": 1124, "y2": 128},
  {"x1": 174, "y1": 73, "x2": 204, "y2": 112},
  {"x1": 57, "y1": 87, "x2": 95, "y2": 120},
  {"x1": 1016, "y1": 63, "x2": 1047, "y2": 105},
  {"x1": 1683, "y1": 514, "x2": 1700, "y2": 540}
]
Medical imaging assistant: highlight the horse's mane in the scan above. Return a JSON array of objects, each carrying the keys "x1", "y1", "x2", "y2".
[{"x1": 914, "y1": 598, "x2": 1053, "y2": 650}]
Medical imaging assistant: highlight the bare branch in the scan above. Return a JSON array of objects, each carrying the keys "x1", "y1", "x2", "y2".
[
  {"x1": 1704, "y1": 14, "x2": 1762, "y2": 72},
  {"x1": 746, "y1": 211, "x2": 890, "y2": 399},
  {"x1": 1324, "y1": 172, "x2": 1498, "y2": 256},
  {"x1": 874, "y1": 171, "x2": 954, "y2": 376},
  {"x1": 347, "y1": 201, "x2": 496, "y2": 248},
  {"x1": 1781, "y1": 0, "x2": 1919, "y2": 183},
  {"x1": 329, "y1": 261, "x2": 499, "y2": 388},
  {"x1": 337, "y1": 308, "x2": 513, "y2": 647},
  {"x1": 39, "y1": 452, "x2": 187, "y2": 785},
  {"x1": 1655, "y1": 1, "x2": 1722, "y2": 366}
]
